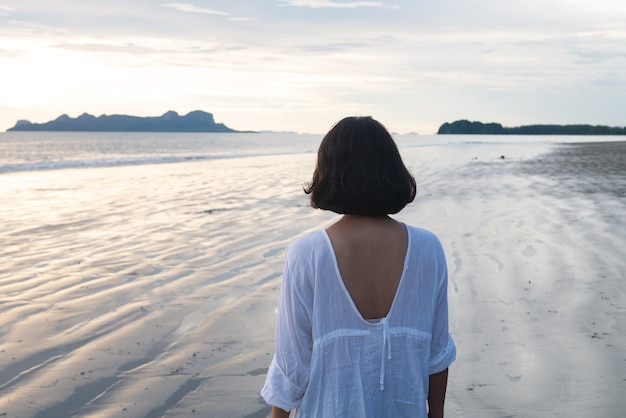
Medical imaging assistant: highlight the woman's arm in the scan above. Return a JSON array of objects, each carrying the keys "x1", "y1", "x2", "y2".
[
  {"x1": 271, "y1": 406, "x2": 291, "y2": 418},
  {"x1": 428, "y1": 238, "x2": 455, "y2": 418},
  {"x1": 428, "y1": 368, "x2": 449, "y2": 418},
  {"x1": 261, "y1": 243, "x2": 313, "y2": 413}
]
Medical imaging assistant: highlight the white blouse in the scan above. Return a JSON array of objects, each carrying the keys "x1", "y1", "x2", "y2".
[{"x1": 261, "y1": 225, "x2": 456, "y2": 417}]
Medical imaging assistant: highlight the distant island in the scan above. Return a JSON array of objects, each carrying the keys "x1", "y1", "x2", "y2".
[
  {"x1": 438, "y1": 120, "x2": 626, "y2": 135},
  {"x1": 8, "y1": 111, "x2": 241, "y2": 132}
]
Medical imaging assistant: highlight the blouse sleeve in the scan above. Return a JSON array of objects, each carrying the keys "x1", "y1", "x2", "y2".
[
  {"x1": 429, "y1": 239, "x2": 457, "y2": 375},
  {"x1": 261, "y1": 243, "x2": 313, "y2": 411}
]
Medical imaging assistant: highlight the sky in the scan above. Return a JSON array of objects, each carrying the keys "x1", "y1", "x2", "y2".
[{"x1": 0, "y1": 0, "x2": 625, "y2": 134}]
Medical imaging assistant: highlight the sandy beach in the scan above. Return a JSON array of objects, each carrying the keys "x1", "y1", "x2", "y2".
[
  {"x1": 1, "y1": 139, "x2": 625, "y2": 417},
  {"x1": 406, "y1": 141, "x2": 626, "y2": 417}
]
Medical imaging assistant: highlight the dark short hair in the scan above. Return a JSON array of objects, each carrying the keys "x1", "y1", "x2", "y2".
[{"x1": 304, "y1": 116, "x2": 416, "y2": 216}]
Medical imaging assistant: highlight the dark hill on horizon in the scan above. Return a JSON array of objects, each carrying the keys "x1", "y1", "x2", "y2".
[
  {"x1": 7, "y1": 111, "x2": 241, "y2": 132},
  {"x1": 438, "y1": 120, "x2": 626, "y2": 135}
]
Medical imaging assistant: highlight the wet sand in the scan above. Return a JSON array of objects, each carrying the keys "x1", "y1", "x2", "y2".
[
  {"x1": 0, "y1": 140, "x2": 624, "y2": 417},
  {"x1": 403, "y1": 141, "x2": 626, "y2": 417}
]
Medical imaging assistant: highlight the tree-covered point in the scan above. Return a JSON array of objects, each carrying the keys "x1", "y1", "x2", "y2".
[{"x1": 438, "y1": 120, "x2": 626, "y2": 135}]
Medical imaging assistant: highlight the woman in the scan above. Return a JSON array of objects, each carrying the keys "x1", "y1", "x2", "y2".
[{"x1": 261, "y1": 116, "x2": 456, "y2": 417}]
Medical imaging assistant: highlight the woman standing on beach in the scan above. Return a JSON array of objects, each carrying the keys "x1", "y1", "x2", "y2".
[{"x1": 261, "y1": 116, "x2": 456, "y2": 418}]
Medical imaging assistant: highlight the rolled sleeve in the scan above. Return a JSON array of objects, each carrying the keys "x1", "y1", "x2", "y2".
[
  {"x1": 429, "y1": 237, "x2": 456, "y2": 375},
  {"x1": 261, "y1": 240, "x2": 313, "y2": 410},
  {"x1": 429, "y1": 333, "x2": 456, "y2": 374},
  {"x1": 261, "y1": 356, "x2": 307, "y2": 411}
]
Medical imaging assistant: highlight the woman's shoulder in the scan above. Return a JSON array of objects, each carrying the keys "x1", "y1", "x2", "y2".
[
  {"x1": 285, "y1": 229, "x2": 329, "y2": 261},
  {"x1": 404, "y1": 224, "x2": 446, "y2": 262},
  {"x1": 288, "y1": 229, "x2": 326, "y2": 248},
  {"x1": 405, "y1": 224, "x2": 442, "y2": 245}
]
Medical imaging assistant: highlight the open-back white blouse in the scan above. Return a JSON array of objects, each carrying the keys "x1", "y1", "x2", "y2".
[{"x1": 261, "y1": 225, "x2": 456, "y2": 417}]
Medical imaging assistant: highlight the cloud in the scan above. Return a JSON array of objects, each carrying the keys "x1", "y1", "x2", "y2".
[
  {"x1": 0, "y1": 6, "x2": 15, "y2": 16},
  {"x1": 161, "y1": 2, "x2": 256, "y2": 23},
  {"x1": 0, "y1": 47, "x2": 23, "y2": 59},
  {"x1": 278, "y1": 0, "x2": 385, "y2": 8},
  {"x1": 1, "y1": 19, "x2": 68, "y2": 37},
  {"x1": 161, "y1": 3, "x2": 230, "y2": 16},
  {"x1": 53, "y1": 43, "x2": 159, "y2": 55},
  {"x1": 228, "y1": 17, "x2": 258, "y2": 22},
  {"x1": 299, "y1": 41, "x2": 370, "y2": 52}
]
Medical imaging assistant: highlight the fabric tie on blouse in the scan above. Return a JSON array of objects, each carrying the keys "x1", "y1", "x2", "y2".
[{"x1": 379, "y1": 317, "x2": 392, "y2": 391}]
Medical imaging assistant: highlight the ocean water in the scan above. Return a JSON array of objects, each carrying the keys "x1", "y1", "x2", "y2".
[
  {"x1": 0, "y1": 130, "x2": 593, "y2": 174},
  {"x1": 0, "y1": 131, "x2": 325, "y2": 173}
]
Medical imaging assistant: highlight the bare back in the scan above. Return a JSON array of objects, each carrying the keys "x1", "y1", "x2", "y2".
[{"x1": 325, "y1": 215, "x2": 408, "y2": 320}]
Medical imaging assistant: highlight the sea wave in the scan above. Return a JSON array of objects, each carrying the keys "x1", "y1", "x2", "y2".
[{"x1": 0, "y1": 151, "x2": 307, "y2": 174}]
